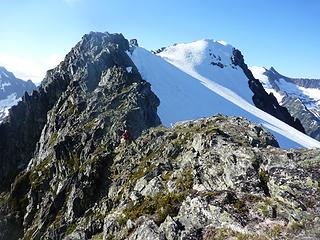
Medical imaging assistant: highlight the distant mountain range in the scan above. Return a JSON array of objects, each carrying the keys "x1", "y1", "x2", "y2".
[
  {"x1": 250, "y1": 66, "x2": 320, "y2": 140},
  {"x1": 0, "y1": 66, "x2": 36, "y2": 122}
]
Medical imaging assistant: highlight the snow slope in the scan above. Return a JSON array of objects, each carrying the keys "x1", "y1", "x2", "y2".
[
  {"x1": 0, "y1": 93, "x2": 20, "y2": 121},
  {"x1": 250, "y1": 66, "x2": 320, "y2": 118},
  {"x1": 129, "y1": 40, "x2": 320, "y2": 148}
]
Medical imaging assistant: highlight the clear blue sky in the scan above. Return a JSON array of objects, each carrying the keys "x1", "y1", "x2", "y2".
[{"x1": 0, "y1": 0, "x2": 319, "y2": 82}]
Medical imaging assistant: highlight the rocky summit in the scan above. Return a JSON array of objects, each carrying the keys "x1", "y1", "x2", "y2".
[{"x1": 0, "y1": 32, "x2": 320, "y2": 240}]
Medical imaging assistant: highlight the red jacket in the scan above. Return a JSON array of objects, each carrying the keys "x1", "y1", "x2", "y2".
[{"x1": 122, "y1": 131, "x2": 129, "y2": 140}]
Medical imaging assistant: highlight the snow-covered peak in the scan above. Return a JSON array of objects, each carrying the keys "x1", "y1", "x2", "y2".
[
  {"x1": 0, "y1": 66, "x2": 36, "y2": 122},
  {"x1": 129, "y1": 43, "x2": 320, "y2": 149},
  {"x1": 158, "y1": 39, "x2": 234, "y2": 70},
  {"x1": 250, "y1": 66, "x2": 267, "y2": 77},
  {"x1": 250, "y1": 66, "x2": 320, "y2": 107},
  {"x1": 250, "y1": 66, "x2": 284, "y2": 103},
  {"x1": 157, "y1": 39, "x2": 253, "y2": 103},
  {"x1": 250, "y1": 66, "x2": 320, "y2": 140},
  {"x1": 0, "y1": 67, "x2": 15, "y2": 81}
]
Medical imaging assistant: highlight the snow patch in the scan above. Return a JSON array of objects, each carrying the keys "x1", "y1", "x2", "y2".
[
  {"x1": 0, "y1": 82, "x2": 11, "y2": 91},
  {"x1": 0, "y1": 93, "x2": 20, "y2": 122},
  {"x1": 126, "y1": 66, "x2": 132, "y2": 73}
]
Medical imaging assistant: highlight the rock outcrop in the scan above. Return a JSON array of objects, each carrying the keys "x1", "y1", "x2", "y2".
[
  {"x1": 1, "y1": 114, "x2": 320, "y2": 239},
  {"x1": 0, "y1": 32, "x2": 161, "y2": 239},
  {"x1": 231, "y1": 50, "x2": 305, "y2": 133}
]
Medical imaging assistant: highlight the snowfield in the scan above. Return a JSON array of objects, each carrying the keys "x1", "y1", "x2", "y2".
[{"x1": 129, "y1": 40, "x2": 320, "y2": 149}]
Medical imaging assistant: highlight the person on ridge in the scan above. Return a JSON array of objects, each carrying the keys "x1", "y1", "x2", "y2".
[{"x1": 122, "y1": 129, "x2": 130, "y2": 145}]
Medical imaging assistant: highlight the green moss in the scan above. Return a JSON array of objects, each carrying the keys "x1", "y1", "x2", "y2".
[
  {"x1": 172, "y1": 137, "x2": 188, "y2": 146},
  {"x1": 94, "y1": 145, "x2": 107, "y2": 155},
  {"x1": 91, "y1": 233, "x2": 104, "y2": 240},
  {"x1": 259, "y1": 203, "x2": 270, "y2": 217},
  {"x1": 67, "y1": 102, "x2": 77, "y2": 115},
  {"x1": 288, "y1": 221, "x2": 304, "y2": 232},
  {"x1": 162, "y1": 171, "x2": 172, "y2": 182},
  {"x1": 24, "y1": 226, "x2": 38, "y2": 240},
  {"x1": 0, "y1": 192, "x2": 8, "y2": 209},
  {"x1": 233, "y1": 199, "x2": 249, "y2": 215},
  {"x1": 84, "y1": 120, "x2": 96, "y2": 130},
  {"x1": 119, "y1": 85, "x2": 131, "y2": 94},
  {"x1": 65, "y1": 153, "x2": 80, "y2": 173},
  {"x1": 105, "y1": 234, "x2": 115, "y2": 240},
  {"x1": 259, "y1": 169, "x2": 269, "y2": 183},
  {"x1": 203, "y1": 191, "x2": 223, "y2": 200},
  {"x1": 130, "y1": 152, "x2": 156, "y2": 182},
  {"x1": 49, "y1": 133, "x2": 58, "y2": 146},
  {"x1": 176, "y1": 168, "x2": 193, "y2": 191},
  {"x1": 258, "y1": 169, "x2": 270, "y2": 196},
  {"x1": 268, "y1": 224, "x2": 283, "y2": 238},
  {"x1": 65, "y1": 223, "x2": 77, "y2": 235},
  {"x1": 123, "y1": 192, "x2": 186, "y2": 225},
  {"x1": 29, "y1": 156, "x2": 52, "y2": 188}
]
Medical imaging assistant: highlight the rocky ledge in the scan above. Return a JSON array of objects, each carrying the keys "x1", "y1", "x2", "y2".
[{"x1": 2, "y1": 115, "x2": 320, "y2": 239}]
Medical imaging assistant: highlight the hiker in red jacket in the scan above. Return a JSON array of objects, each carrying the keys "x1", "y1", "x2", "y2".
[{"x1": 122, "y1": 130, "x2": 130, "y2": 142}]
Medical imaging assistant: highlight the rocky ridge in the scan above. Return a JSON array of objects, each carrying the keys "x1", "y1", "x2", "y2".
[
  {"x1": 0, "y1": 32, "x2": 319, "y2": 240},
  {"x1": 1, "y1": 114, "x2": 320, "y2": 239}
]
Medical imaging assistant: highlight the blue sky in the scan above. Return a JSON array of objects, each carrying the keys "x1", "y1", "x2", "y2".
[{"x1": 0, "y1": 0, "x2": 319, "y2": 82}]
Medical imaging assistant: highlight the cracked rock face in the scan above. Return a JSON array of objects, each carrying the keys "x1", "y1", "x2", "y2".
[
  {"x1": 0, "y1": 32, "x2": 161, "y2": 240},
  {"x1": 1, "y1": 113, "x2": 320, "y2": 239},
  {"x1": 99, "y1": 116, "x2": 320, "y2": 240}
]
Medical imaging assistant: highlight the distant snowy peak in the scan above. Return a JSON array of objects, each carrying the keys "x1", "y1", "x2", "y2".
[
  {"x1": 0, "y1": 66, "x2": 36, "y2": 122},
  {"x1": 250, "y1": 66, "x2": 320, "y2": 140},
  {"x1": 250, "y1": 66, "x2": 284, "y2": 103},
  {"x1": 250, "y1": 66, "x2": 320, "y2": 108},
  {"x1": 129, "y1": 41, "x2": 320, "y2": 148},
  {"x1": 158, "y1": 39, "x2": 235, "y2": 70},
  {"x1": 155, "y1": 40, "x2": 304, "y2": 133},
  {"x1": 157, "y1": 39, "x2": 254, "y2": 103}
]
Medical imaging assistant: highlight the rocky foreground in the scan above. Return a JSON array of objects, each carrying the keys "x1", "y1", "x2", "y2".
[
  {"x1": 1, "y1": 115, "x2": 320, "y2": 239},
  {"x1": 0, "y1": 32, "x2": 319, "y2": 240}
]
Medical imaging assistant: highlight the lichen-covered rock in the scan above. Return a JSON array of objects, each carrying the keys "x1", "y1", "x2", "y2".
[
  {"x1": 2, "y1": 111, "x2": 320, "y2": 239},
  {"x1": 97, "y1": 116, "x2": 320, "y2": 240}
]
